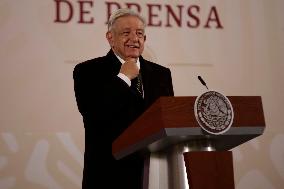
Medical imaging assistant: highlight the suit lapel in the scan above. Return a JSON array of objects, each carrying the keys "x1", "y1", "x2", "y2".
[
  {"x1": 140, "y1": 57, "x2": 153, "y2": 107},
  {"x1": 106, "y1": 50, "x2": 151, "y2": 106},
  {"x1": 105, "y1": 50, "x2": 122, "y2": 75}
]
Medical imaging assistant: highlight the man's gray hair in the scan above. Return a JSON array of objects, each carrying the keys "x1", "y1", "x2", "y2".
[{"x1": 107, "y1": 8, "x2": 146, "y2": 31}]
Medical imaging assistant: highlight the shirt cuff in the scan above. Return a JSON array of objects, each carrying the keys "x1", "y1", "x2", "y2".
[{"x1": 117, "y1": 73, "x2": 131, "y2": 86}]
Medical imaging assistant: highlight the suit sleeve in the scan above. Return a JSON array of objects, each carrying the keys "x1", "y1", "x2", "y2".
[
  {"x1": 166, "y1": 67, "x2": 174, "y2": 96},
  {"x1": 73, "y1": 63, "x2": 133, "y2": 120}
]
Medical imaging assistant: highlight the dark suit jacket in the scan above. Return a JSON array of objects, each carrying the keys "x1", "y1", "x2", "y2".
[{"x1": 73, "y1": 50, "x2": 174, "y2": 189}]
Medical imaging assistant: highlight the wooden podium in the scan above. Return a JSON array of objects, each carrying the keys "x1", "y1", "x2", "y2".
[{"x1": 112, "y1": 96, "x2": 265, "y2": 189}]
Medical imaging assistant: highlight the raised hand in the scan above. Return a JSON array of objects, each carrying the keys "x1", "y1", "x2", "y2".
[{"x1": 119, "y1": 57, "x2": 139, "y2": 80}]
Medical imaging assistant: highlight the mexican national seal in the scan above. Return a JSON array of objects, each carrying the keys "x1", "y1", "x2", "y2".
[{"x1": 194, "y1": 91, "x2": 234, "y2": 135}]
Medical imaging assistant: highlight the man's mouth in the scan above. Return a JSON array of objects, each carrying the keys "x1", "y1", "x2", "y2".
[{"x1": 127, "y1": 45, "x2": 139, "y2": 49}]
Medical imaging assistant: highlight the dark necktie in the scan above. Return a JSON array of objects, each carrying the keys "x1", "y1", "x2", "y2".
[{"x1": 131, "y1": 74, "x2": 143, "y2": 97}]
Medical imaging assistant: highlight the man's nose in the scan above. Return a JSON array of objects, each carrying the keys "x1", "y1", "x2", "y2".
[{"x1": 129, "y1": 32, "x2": 139, "y2": 41}]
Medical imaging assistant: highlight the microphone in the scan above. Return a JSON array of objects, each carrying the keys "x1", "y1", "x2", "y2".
[{"x1": 198, "y1": 76, "x2": 209, "y2": 90}]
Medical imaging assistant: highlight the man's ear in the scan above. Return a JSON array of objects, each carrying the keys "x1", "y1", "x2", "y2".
[{"x1": 106, "y1": 31, "x2": 113, "y2": 46}]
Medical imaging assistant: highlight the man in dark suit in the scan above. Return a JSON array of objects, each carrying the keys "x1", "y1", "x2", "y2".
[{"x1": 73, "y1": 8, "x2": 174, "y2": 189}]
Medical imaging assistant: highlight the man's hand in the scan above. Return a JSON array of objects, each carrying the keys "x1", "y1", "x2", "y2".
[{"x1": 119, "y1": 58, "x2": 139, "y2": 80}]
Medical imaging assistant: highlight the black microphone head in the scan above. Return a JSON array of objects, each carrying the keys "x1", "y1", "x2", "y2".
[
  {"x1": 197, "y1": 75, "x2": 209, "y2": 90},
  {"x1": 198, "y1": 76, "x2": 206, "y2": 85}
]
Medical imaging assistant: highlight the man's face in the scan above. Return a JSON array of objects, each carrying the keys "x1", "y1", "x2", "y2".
[{"x1": 106, "y1": 15, "x2": 146, "y2": 60}]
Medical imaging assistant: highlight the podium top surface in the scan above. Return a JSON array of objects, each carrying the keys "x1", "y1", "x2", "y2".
[{"x1": 112, "y1": 96, "x2": 266, "y2": 160}]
